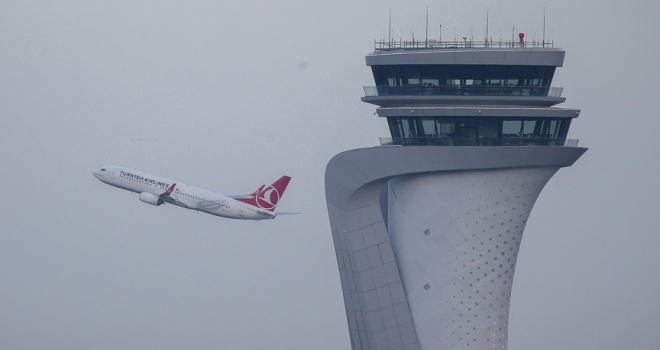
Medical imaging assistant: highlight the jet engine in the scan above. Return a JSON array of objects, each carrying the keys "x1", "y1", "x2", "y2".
[{"x1": 139, "y1": 192, "x2": 163, "y2": 206}]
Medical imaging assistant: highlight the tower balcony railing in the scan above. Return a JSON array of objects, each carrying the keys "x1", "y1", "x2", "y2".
[
  {"x1": 364, "y1": 85, "x2": 563, "y2": 98},
  {"x1": 374, "y1": 39, "x2": 554, "y2": 51},
  {"x1": 379, "y1": 136, "x2": 579, "y2": 147}
]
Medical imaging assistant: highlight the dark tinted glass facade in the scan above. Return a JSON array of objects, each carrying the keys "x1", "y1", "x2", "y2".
[
  {"x1": 388, "y1": 117, "x2": 570, "y2": 146},
  {"x1": 372, "y1": 65, "x2": 556, "y2": 96}
]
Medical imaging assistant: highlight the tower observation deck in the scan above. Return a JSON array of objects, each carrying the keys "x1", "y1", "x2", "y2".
[{"x1": 325, "y1": 38, "x2": 586, "y2": 350}]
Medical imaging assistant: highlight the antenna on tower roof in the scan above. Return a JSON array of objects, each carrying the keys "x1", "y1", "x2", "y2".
[
  {"x1": 425, "y1": 6, "x2": 429, "y2": 48},
  {"x1": 486, "y1": 9, "x2": 489, "y2": 47},
  {"x1": 388, "y1": 8, "x2": 392, "y2": 44},
  {"x1": 512, "y1": 24, "x2": 515, "y2": 46},
  {"x1": 543, "y1": 8, "x2": 546, "y2": 47}
]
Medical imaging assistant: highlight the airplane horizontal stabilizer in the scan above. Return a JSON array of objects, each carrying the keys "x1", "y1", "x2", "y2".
[{"x1": 234, "y1": 176, "x2": 291, "y2": 211}]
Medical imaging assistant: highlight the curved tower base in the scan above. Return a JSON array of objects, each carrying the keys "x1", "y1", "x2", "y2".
[
  {"x1": 325, "y1": 146, "x2": 585, "y2": 350},
  {"x1": 387, "y1": 167, "x2": 558, "y2": 349}
]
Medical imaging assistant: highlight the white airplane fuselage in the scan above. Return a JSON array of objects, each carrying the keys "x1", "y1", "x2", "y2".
[{"x1": 93, "y1": 166, "x2": 278, "y2": 220}]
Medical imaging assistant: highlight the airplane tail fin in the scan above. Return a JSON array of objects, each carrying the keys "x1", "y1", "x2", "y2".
[
  {"x1": 235, "y1": 176, "x2": 291, "y2": 211},
  {"x1": 163, "y1": 183, "x2": 176, "y2": 196}
]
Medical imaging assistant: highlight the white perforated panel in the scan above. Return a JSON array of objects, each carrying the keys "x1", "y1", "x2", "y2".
[{"x1": 387, "y1": 166, "x2": 559, "y2": 350}]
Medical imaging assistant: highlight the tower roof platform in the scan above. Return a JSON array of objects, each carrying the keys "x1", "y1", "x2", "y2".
[{"x1": 367, "y1": 40, "x2": 564, "y2": 67}]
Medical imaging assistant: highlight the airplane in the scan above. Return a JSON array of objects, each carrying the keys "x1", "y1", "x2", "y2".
[{"x1": 92, "y1": 166, "x2": 292, "y2": 220}]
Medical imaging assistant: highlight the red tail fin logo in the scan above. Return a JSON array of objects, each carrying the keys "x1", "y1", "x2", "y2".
[
  {"x1": 163, "y1": 183, "x2": 176, "y2": 196},
  {"x1": 236, "y1": 176, "x2": 291, "y2": 211}
]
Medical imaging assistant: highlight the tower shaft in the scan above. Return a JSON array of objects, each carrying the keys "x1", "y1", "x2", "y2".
[{"x1": 387, "y1": 167, "x2": 557, "y2": 349}]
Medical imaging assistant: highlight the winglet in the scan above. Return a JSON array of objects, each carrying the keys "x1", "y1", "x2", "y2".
[{"x1": 163, "y1": 183, "x2": 176, "y2": 196}]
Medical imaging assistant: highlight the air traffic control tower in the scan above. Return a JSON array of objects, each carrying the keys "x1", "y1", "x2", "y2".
[{"x1": 325, "y1": 38, "x2": 587, "y2": 350}]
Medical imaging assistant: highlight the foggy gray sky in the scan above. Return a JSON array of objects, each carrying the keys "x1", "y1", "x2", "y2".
[{"x1": 1, "y1": 1, "x2": 658, "y2": 349}]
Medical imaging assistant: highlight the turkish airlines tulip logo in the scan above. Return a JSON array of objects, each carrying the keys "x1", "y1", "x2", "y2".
[{"x1": 256, "y1": 186, "x2": 280, "y2": 210}]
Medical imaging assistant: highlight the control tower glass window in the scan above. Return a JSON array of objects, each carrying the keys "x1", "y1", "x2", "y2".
[
  {"x1": 388, "y1": 118, "x2": 419, "y2": 145},
  {"x1": 373, "y1": 65, "x2": 556, "y2": 96},
  {"x1": 419, "y1": 118, "x2": 457, "y2": 145},
  {"x1": 477, "y1": 118, "x2": 500, "y2": 145},
  {"x1": 387, "y1": 117, "x2": 571, "y2": 146}
]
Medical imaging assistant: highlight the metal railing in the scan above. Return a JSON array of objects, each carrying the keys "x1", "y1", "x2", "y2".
[
  {"x1": 375, "y1": 39, "x2": 554, "y2": 51},
  {"x1": 379, "y1": 136, "x2": 568, "y2": 147},
  {"x1": 364, "y1": 85, "x2": 563, "y2": 98}
]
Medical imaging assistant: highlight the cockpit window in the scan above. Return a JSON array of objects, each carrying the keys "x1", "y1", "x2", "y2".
[{"x1": 100, "y1": 168, "x2": 106, "y2": 171}]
